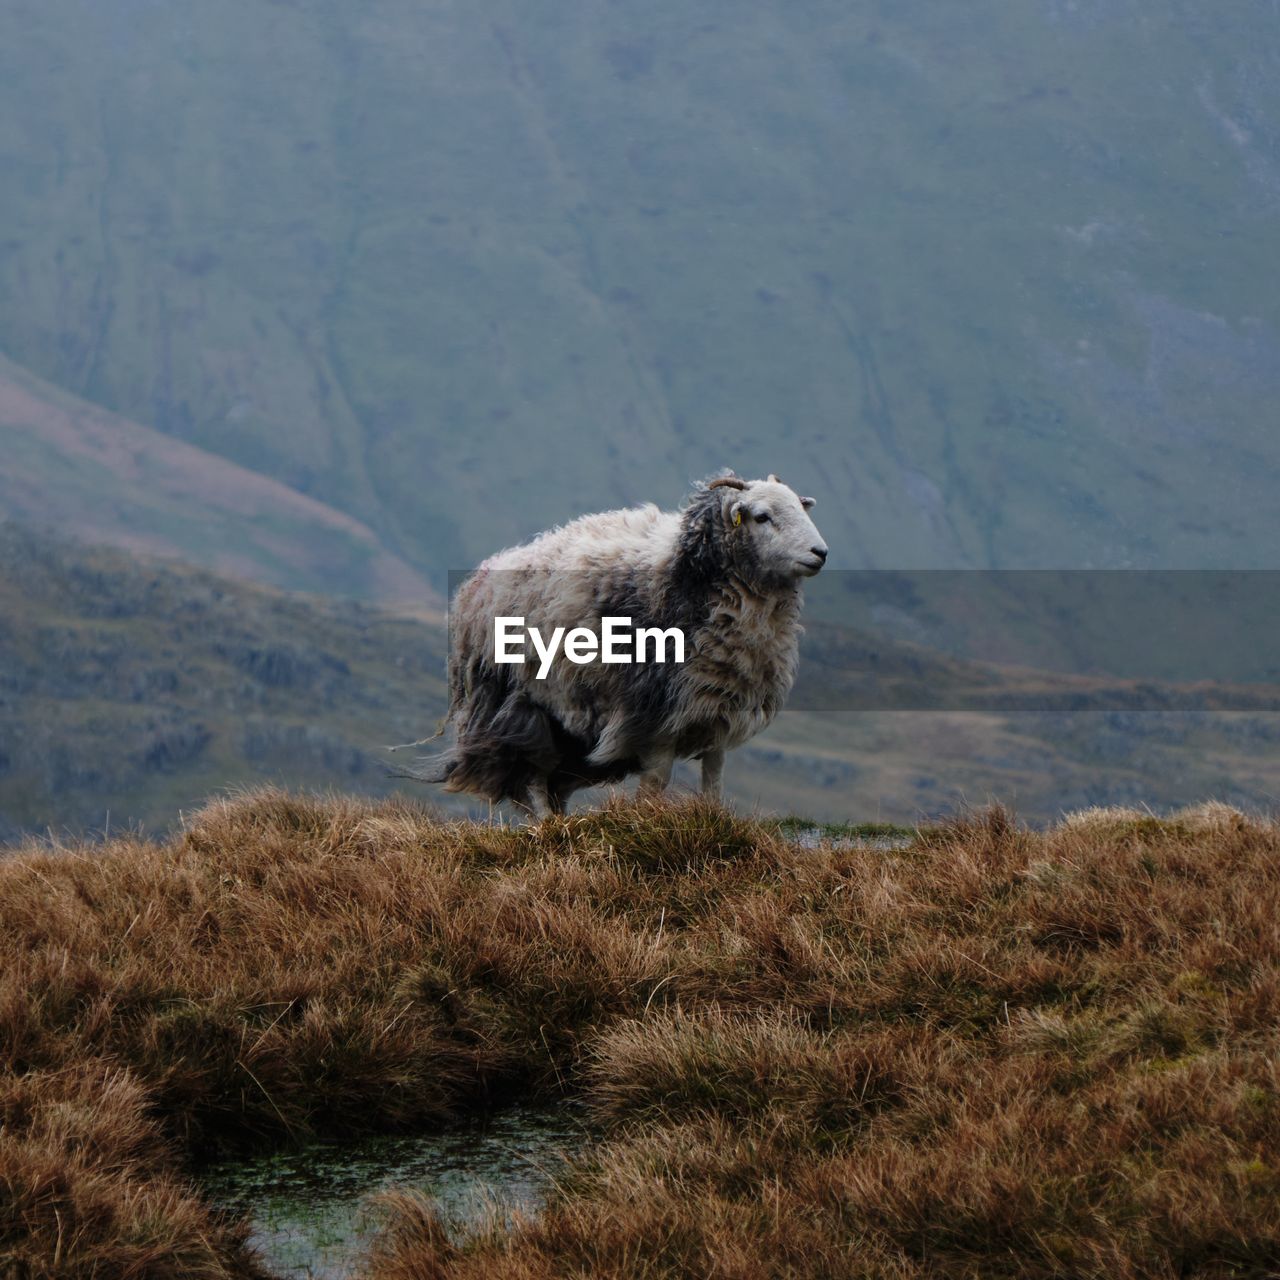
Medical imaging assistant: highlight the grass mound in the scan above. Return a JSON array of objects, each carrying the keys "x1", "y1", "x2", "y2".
[{"x1": 1, "y1": 791, "x2": 1278, "y2": 1277}]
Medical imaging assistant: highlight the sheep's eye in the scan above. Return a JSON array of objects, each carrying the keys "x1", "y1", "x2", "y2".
[{"x1": 754, "y1": 512, "x2": 771, "y2": 524}]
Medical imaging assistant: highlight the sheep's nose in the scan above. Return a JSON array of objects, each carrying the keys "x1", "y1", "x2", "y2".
[{"x1": 811, "y1": 546, "x2": 828, "y2": 562}]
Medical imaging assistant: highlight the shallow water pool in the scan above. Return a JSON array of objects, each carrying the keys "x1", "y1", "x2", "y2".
[{"x1": 200, "y1": 1106, "x2": 585, "y2": 1279}]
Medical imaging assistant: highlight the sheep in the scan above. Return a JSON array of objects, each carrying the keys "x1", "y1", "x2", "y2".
[{"x1": 417, "y1": 471, "x2": 828, "y2": 815}]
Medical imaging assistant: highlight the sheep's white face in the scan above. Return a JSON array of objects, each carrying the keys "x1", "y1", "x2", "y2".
[{"x1": 729, "y1": 478, "x2": 828, "y2": 581}]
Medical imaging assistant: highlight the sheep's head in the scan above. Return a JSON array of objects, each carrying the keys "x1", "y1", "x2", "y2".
[{"x1": 708, "y1": 472, "x2": 828, "y2": 585}]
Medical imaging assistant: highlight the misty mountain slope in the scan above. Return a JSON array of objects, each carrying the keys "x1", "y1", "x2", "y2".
[
  {"x1": 1, "y1": 2, "x2": 1278, "y2": 580},
  {"x1": 0, "y1": 353, "x2": 441, "y2": 606}
]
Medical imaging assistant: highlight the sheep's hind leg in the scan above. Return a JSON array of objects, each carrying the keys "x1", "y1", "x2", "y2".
[
  {"x1": 700, "y1": 748, "x2": 725, "y2": 803},
  {"x1": 505, "y1": 782, "x2": 544, "y2": 825},
  {"x1": 537, "y1": 779, "x2": 569, "y2": 817},
  {"x1": 637, "y1": 751, "x2": 675, "y2": 800},
  {"x1": 507, "y1": 798, "x2": 538, "y2": 824}
]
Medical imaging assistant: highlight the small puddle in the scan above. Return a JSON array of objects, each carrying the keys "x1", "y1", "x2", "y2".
[
  {"x1": 786, "y1": 825, "x2": 914, "y2": 852},
  {"x1": 200, "y1": 1106, "x2": 584, "y2": 1279}
]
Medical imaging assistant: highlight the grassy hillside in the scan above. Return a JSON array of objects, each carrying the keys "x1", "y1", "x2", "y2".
[
  {"x1": 0, "y1": 524, "x2": 448, "y2": 839},
  {"x1": 1, "y1": 2, "x2": 1279, "y2": 579},
  {"x1": 2, "y1": 794, "x2": 1277, "y2": 1277},
  {"x1": 5, "y1": 524, "x2": 1280, "y2": 839}
]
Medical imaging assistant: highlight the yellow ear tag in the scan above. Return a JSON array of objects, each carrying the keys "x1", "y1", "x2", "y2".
[{"x1": 733, "y1": 510, "x2": 741, "y2": 527}]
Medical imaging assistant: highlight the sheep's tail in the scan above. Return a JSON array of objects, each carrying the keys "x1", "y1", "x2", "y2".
[
  {"x1": 397, "y1": 690, "x2": 560, "y2": 804},
  {"x1": 383, "y1": 714, "x2": 448, "y2": 755},
  {"x1": 382, "y1": 712, "x2": 457, "y2": 782},
  {"x1": 387, "y1": 746, "x2": 461, "y2": 786}
]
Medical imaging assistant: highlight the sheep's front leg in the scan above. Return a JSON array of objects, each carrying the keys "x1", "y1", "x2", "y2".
[
  {"x1": 638, "y1": 750, "x2": 675, "y2": 799},
  {"x1": 700, "y1": 748, "x2": 725, "y2": 803}
]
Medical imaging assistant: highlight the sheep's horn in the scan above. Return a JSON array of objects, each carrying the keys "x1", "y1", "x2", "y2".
[
  {"x1": 708, "y1": 476, "x2": 747, "y2": 491},
  {"x1": 767, "y1": 473, "x2": 781, "y2": 483}
]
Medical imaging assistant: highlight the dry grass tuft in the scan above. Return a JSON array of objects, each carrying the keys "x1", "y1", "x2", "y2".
[
  {"x1": 0, "y1": 1062, "x2": 266, "y2": 1279},
  {"x1": 1058, "y1": 803, "x2": 1151, "y2": 831},
  {"x1": 2, "y1": 788, "x2": 1278, "y2": 1277}
]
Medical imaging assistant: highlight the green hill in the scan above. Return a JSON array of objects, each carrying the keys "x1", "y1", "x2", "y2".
[{"x1": 2, "y1": 2, "x2": 1279, "y2": 583}]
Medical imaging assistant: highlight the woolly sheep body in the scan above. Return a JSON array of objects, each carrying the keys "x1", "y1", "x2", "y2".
[{"x1": 423, "y1": 473, "x2": 827, "y2": 815}]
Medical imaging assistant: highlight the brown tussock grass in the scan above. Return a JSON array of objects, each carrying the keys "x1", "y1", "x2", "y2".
[{"x1": 2, "y1": 790, "x2": 1278, "y2": 1277}]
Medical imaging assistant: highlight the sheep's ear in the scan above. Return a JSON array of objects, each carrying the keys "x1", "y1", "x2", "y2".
[
  {"x1": 729, "y1": 500, "x2": 745, "y2": 528},
  {"x1": 800, "y1": 495, "x2": 816, "y2": 510}
]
